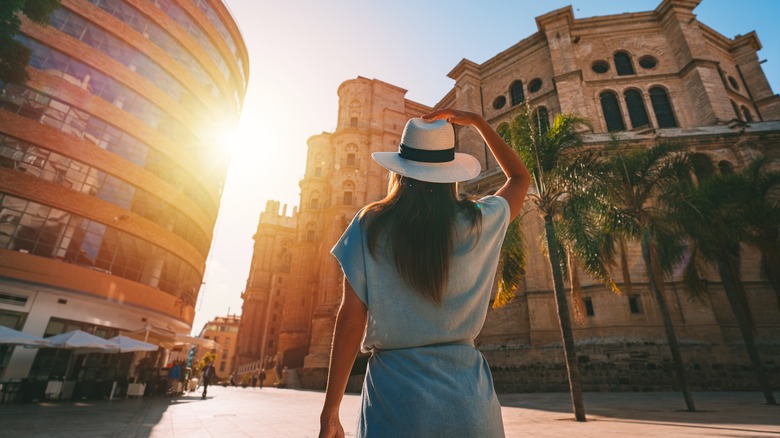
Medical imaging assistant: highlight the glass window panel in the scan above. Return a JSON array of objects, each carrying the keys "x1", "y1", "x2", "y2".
[
  {"x1": 510, "y1": 81, "x2": 524, "y2": 106},
  {"x1": 534, "y1": 107, "x2": 549, "y2": 135},
  {"x1": 62, "y1": 13, "x2": 85, "y2": 37},
  {"x1": 614, "y1": 52, "x2": 635, "y2": 76},
  {"x1": 600, "y1": 92, "x2": 625, "y2": 132},
  {"x1": 624, "y1": 89, "x2": 650, "y2": 128},
  {"x1": 1, "y1": 83, "x2": 217, "y2": 221},
  {"x1": 650, "y1": 87, "x2": 677, "y2": 128},
  {"x1": 48, "y1": 50, "x2": 71, "y2": 74}
]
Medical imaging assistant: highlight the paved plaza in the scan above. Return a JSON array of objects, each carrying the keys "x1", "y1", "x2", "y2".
[{"x1": 0, "y1": 386, "x2": 777, "y2": 437}]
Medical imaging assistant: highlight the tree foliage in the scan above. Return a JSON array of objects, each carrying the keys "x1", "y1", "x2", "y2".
[
  {"x1": 564, "y1": 138, "x2": 698, "y2": 411},
  {"x1": 664, "y1": 156, "x2": 779, "y2": 404},
  {"x1": 496, "y1": 103, "x2": 601, "y2": 305},
  {"x1": 498, "y1": 103, "x2": 594, "y2": 421},
  {"x1": 194, "y1": 351, "x2": 217, "y2": 374},
  {"x1": 0, "y1": 0, "x2": 60, "y2": 84}
]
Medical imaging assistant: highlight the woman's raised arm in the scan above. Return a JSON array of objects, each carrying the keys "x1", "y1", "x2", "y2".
[{"x1": 423, "y1": 109, "x2": 530, "y2": 220}]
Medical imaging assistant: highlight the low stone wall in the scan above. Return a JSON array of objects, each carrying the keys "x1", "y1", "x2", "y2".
[
  {"x1": 300, "y1": 367, "x2": 328, "y2": 390},
  {"x1": 484, "y1": 342, "x2": 780, "y2": 393},
  {"x1": 295, "y1": 342, "x2": 780, "y2": 393}
]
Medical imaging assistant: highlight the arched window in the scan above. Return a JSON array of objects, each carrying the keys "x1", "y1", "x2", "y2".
[
  {"x1": 534, "y1": 107, "x2": 550, "y2": 135},
  {"x1": 614, "y1": 52, "x2": 635, "y2": 76},
  {"x1": 305, "y1": 222, "x2": 316, "y2": 242},
  {"x1": 345, "y1": 143, "x2": 358, "y2": 167},
  {"x1": 624, "y1": 89, "x2": 649, "y2": 129},
  {"x1": 510, "y1": 80, "x2": 524, "y2": 106},
  {"x1": 309, "y1": 191, "x2": 320, "y2": 210},
  {"x1": 649, "y1": 87, "x2": 677, "y2": 128},
  {"x1": 600, "y1": 91, "x2": 625, "y2": 132},
  {"x1": 349, "y1": 100, "x2": 360, "y2": 128},
  {"x1": 497, "y1": 123, "x2": 510, "y2": 142},
  {"x1": 342, "y1": 180, "x2": 355, "y2": 206},
  {"x1": 741, "y1": 106, "x2": 754, "y2": 122},
  {"x1": 690, "y1": 153, "x2": 715, "y2": 182},
  {"x1": 313, "y1": 154, "x2": 324, "y2": 177},
  {"x1": 718, "y1": 160, "x2": 734, "y2": 175}
]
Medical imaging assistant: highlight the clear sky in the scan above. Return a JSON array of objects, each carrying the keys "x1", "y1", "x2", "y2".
[{"x1": 190, "y1": 0, "x2": 780, "y2": 334}]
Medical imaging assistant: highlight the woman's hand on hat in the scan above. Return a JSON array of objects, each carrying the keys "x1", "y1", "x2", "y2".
[{"x1": 422, "y1": 108, "x2": 482, "y2": 127}]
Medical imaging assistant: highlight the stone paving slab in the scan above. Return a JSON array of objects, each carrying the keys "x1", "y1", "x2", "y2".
[{"x1": 0, "y1": 387, "x2": 777, "y2": 437}]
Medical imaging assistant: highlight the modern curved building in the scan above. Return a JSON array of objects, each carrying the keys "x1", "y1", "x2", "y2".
[{"x1": 0, "y1": 0, "x2": 248, "y2": 380}]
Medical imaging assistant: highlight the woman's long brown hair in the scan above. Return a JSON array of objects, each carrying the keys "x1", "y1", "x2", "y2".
[{"x1": 360, "y1": 173, "x2": 482, "y2": 304}]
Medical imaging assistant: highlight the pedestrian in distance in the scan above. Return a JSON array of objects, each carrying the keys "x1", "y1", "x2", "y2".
[
  {"x1": 167, "y1": 360, "x2": 181, "y2": 396},
  {"x1": 259, "y1": 368, "x2": 266, "y2": 389},
  {"x1": 251, "y1": 371, "x2": 258, "y2": 388},
  {"x1": 201, "y1": 360, "x2": 216, "y2": 399},
  {"x1": 319, "y1": 109, "x2": 531, "y2": 437}
]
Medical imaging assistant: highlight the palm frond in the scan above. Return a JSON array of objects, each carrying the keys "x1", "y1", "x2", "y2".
[
  {"x1": 559, "y1": 187, "x2": 620, "y2": 294},
  {"x1": 495, "y1": 217, "x2": 526, "y2": 308},
  {"x1": 681, "y1": 243, "x2": 709, "y2": 302}
]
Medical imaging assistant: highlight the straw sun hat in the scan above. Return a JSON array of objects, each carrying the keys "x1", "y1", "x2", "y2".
[{"x1": 372, "y1": 118, "x2": 481, "y2": 183}]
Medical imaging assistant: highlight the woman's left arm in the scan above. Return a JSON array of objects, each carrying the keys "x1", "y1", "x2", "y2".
[{"x1": 319, "y1": 277, "x2": 368, "y2": 438}]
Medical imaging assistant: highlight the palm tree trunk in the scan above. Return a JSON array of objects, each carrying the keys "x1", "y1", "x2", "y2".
[
  {"x1": 640, "y1": 232, "x2": 696, "y2": 411},
  {"x1": 760, "y1": 255, "x2": 780, "y2": 310},
  {"x1": 715, "y1": 250, "x2": 777, "y2": 405},
  {"x1": 543, "y1": 215, "x2": 586, "y2": 422}
]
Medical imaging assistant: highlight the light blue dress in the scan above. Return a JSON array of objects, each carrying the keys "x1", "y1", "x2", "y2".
[{"x1": 331, "y1": 195, "x2": 510, "y2": 438}]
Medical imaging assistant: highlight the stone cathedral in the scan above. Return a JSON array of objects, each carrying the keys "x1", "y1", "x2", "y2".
[{"x1": 235, "y1": 0, "x2": 780, "y2": 391}]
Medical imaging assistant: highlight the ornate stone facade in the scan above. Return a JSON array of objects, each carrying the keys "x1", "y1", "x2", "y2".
[
  {"x1": 238, "y1": 0, "x2": 780, "y2": 391},
  {"x1": 234, "y1": 201, "x2": 296, "y2": 375}
]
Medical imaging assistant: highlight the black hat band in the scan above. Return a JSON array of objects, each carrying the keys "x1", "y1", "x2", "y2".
[{"x1": 398, "y1": 143, "x2": 455, "y2": 163}]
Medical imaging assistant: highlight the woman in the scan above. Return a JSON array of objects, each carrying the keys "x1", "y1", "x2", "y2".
[{"x1": 319, "y1": 108, "x2": 530, "y2": 437}]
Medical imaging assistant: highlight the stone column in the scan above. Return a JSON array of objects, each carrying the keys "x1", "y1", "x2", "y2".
[
  {"x1": 536, "y1": 7, "x2": 589, "y2": 117},
  {"x1": 448, "y1": 59, "x2": 494, "y2": 171},
  {"x1": 731, "y1": 33, "x2": 780, "y2": 121},
  {"x1": 656, "y1": 0, "x2": 735, "y2": 125}
]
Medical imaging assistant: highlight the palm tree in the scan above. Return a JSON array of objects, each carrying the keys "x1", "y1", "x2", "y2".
[
  {"x1": 498, "y1": 104, "x2": 601, "y2": 422},
  {"x1": 739, "y1": 159, "x2": 780, "y2": 309},
  {"x1": 665, "y1": 157, "x2": 778, "y2": 405},
  {"x1": 562, "y1": 139, "x2": 697, "y2": 411}
]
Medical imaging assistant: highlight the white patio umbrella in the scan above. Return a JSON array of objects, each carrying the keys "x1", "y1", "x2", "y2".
[
  {"x1": 0, "y1": 327, "x2": 49, "y2": 376},
  {"x1": 46, "y1": 330, "x2": 120, "y2": 380},
  {"x1": 106, "y1": 336, "x2": 158, "y2": 399},
  {"x1": 107, "y1": 336, "x2": 158, "y2": 353},
  {"x1": 46, "y1": 330, "x2": 120, "y2": 352},
  {"x1": 0, "y1": 326, "x2": 50, "y2": 347}
]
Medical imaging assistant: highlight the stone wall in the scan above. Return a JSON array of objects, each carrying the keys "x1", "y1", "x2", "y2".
[{"x1": 486, "y1": 342, "x2": 780, "y2": 393}]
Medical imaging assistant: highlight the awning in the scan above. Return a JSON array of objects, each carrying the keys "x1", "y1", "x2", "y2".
[
  {"x1": 126, "y1": 326, "x2": 221, "y2": 350},
  {"x1": 173, "y1": 334, "x2": 222, "y2": 350}
]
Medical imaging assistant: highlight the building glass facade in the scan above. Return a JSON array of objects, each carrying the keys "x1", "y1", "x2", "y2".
[{"x1": 0, "y1": 0, "x2": 249, "y2": 384}]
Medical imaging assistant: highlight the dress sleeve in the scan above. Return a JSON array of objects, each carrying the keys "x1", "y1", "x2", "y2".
[
  {"x1": 480, "y1": 195, "x2": 511, "y2": 232},
  {"x1": 330, "y1": 212, "x2": 368, "y2": 306}
]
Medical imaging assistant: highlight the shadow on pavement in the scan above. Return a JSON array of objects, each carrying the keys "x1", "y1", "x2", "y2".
[
  {"x1": 0, "y1": 395, "x2": 180, "y2": 438},
  {"x1": 497, "y1": 391, "x2": 780, "y2": 428}
]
